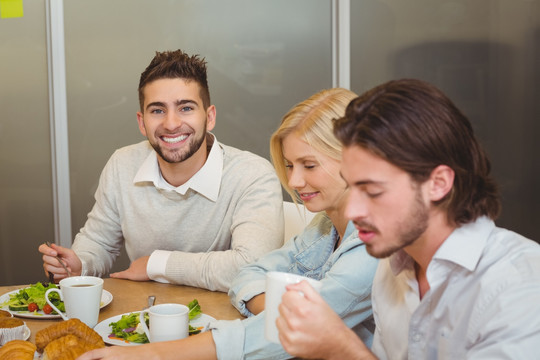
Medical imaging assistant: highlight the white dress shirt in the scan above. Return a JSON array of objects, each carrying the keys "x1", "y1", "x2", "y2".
[{"x1": 371, "y1": 216, "x2": 540, "y2": 359}]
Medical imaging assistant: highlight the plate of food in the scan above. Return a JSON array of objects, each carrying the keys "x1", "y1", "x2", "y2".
[
  {"x1": 0, "y1": 282, "x2": 113, "y2": 319},
  {"x1": 94, "y1": 299, "x2": 214, "y2": 346}
]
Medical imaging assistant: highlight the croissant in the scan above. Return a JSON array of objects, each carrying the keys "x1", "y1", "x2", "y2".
[
  {"x1": 42, "y1": 333, "x2": 104, "y2": 360},
  {"x1": 35, "y1": 318, "x2": 104, "y2": 353},
  {"x1": 0, "y1": 339, "x2": 36, "y2": 360}
]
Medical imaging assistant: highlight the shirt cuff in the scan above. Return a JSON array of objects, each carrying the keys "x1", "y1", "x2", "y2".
[
  {"x1": 230, "y1": 279, "x2": 266, "y2": 317},
  {"x1": 210, "y1": 319, "x2": 245, "y2": 360},
  {"x1": 147, "y1": 250, "x2": 172, "y2": 283}
]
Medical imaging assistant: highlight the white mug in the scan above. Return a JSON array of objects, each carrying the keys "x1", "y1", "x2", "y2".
[
  {"x1": 139, "y1": 303, "x2": 189, "y2": 343},
  {"x1": 264, "y1": 271, "x2": 323, "y2": 344},
  {"x1": 45, "y1": 276, "x2": 103, "y2": 328}
]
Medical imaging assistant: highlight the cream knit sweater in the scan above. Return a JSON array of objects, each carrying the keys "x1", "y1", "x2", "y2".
[{"x1": 72, "y1": 140, "x2": 284, "y2": 291}]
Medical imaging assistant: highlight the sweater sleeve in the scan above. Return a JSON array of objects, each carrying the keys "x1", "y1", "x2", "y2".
[
  {"x1": 71, "y1": 153, "x2": 124, "y2": 276},
  {"x1": 161, "y1": 154, "x2": 284, "y2": 291}
]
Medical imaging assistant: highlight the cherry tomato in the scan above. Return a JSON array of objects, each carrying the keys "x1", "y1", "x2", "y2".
[
  {"x1": 28, "y1": 303, "x2": 38, "y2": 312},
  {"x1": 43, "y1": 304, "x2": 53, "y2": 314}
]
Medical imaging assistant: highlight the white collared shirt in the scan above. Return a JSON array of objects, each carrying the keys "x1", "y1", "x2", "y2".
[
  {"x1": 133, "y1": 134, "x2": 223, "y2": 282},
  {"x1": 133, "y1": 133, "x2": 223, "y2": 201},
  {"x1": 371, "y1": 217, "x2": 540, "y2": 359}
]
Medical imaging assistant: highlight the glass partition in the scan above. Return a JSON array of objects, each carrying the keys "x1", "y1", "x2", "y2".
[
  {"x1": 351, "y1": 0, "x2": 540, "y2": 241},
  {"x1": 64, "y1": 0, "x2": 333, "y2": 271},
  {"x1": 0, "y1": 0, "x2": 54, "y2": 284}
]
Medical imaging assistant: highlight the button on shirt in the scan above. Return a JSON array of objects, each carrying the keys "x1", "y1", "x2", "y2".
[
  {"x1": 371, "y1": 216, "x2": 540, "y2": 359},
  {"x1": 133, "y1": 134, "x2": 223, "y2": 283}
]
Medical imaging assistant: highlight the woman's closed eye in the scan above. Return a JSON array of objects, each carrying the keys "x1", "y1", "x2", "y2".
[
  {"x1": 284, "y1": 160, "x2": 317, "y2": 170},
  {"x1": 303, "y1": 162, "x2": 317, "y2": 169}
]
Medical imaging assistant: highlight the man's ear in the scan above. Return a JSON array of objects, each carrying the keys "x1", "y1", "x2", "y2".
[
  {"x1": 206, "y1": 105, "x2": 216, "y2": 132},
  {"x1": 428, "y1": 165, "x2": 454, "y2": 201},
  {"x1": 136, "y1": 111, "x2": 147, "y2": 137}
]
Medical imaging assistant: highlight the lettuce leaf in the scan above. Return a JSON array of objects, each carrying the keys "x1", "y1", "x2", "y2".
[
  {"x1": 2, "y1": 282, "x2": 63, "y2": 313},
  {"x1": 110, "y1": 312, "x2": 148, "y2": 343},
  {"x1": 188, "y1": 299, "x2": 201, "y2": 320}
]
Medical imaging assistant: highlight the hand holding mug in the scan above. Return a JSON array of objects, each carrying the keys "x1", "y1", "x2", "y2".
[{"x1": 264, "y1": 271, "x2": 323, "y2": 344}]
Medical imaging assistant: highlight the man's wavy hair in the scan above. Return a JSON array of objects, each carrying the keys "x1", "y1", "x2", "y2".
[
  {"x1": 138, "y1": 49, "x2": 210, "y2": 111},
  {"x1": 334, "y1": 79, "x2": 500, "y2": 226}
]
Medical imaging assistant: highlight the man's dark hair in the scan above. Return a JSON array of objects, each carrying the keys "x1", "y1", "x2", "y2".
[
  {"x1": 334, "y1": 78, "x2": 500, "y2": 225},
  {"x1": 138, "y1": 49, "x2": 210, "y2": 111}
]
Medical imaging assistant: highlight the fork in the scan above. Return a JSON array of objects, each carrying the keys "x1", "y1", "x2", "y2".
[
  {"x1": 45, "y1": 241, "x2": 72, "y2": 277},
  {"x1": 147, "y1": 295, "x2": 156, "y2": 309}
]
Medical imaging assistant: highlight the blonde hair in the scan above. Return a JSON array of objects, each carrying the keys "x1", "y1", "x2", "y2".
[{"x1": 270, "y1": 88, "x2": 358, "y2": 202}]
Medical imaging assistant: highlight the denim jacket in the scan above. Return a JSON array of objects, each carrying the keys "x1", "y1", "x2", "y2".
[{"x1": 210, "y1": 213, "x2": 378, "y2": 360}]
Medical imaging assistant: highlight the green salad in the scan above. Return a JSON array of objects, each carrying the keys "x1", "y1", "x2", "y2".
[
  {"x1": 1, "y1": 282, "x2": 64, "y2": 314},
  {"x1": 109, "y1": 299, "x2": 203, "y2": 344}
]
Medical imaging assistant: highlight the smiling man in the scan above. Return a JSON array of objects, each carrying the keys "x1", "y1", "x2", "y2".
[
  {"x1": 39, "y1": 50, "x2": 284, "y2": 292},
  {"x1": 276, "y1": 79, "x2": 540, "y2": 359}
]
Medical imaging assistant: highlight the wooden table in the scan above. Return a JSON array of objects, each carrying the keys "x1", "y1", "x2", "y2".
[{"x1": 1, "y1": 278, "x2": 244, "y2": 344}]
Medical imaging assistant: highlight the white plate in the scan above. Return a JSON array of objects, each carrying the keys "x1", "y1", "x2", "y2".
[
  {"x1": 94, "y1": 312, "x2": 215, "y2": 346},
  {"x1": 0, "y1": 289, "x2": 113, "y2": 319}
]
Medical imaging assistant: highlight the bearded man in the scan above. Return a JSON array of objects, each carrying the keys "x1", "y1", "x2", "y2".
[{"x1": 39, "y1": 50, "x2": 284, "y2": 292}]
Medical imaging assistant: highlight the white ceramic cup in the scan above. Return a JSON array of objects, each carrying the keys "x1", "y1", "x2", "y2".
[
  {"x1": 45, "y1": 276, "x2": 103, "y2": 328},
  {"x1": 264, "y1": 271, "x2": 323, "y2": 344},
  {"x1": 139, "y1": 303, "x2": 189, "y2": 343}
]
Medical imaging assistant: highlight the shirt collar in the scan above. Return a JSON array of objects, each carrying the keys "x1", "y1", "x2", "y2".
[
  {"x1": 133, "y1": 133, "x2": 223, "y2": 202},
  {"x1": 432, "y1": 216, "x2": 493, "y2": 271},
  {"x1": 388, "y1": 216, "x2": 495, "y2": 275}
]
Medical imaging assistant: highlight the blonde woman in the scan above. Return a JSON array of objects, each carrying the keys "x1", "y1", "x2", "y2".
[{"x1": 80, "y1": 88, "x2": 377, "y2": 360}]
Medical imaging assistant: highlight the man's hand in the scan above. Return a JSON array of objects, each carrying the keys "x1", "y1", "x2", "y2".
[
  {"x1": 110, "y1": 256, "x2": 150, "y2": 281},
  {"x1": 277, "y1": 281, "x2": 375, "y2": 360},
  {"x1": 39, "y1": 243, "x2": 82, "y2": 282}
]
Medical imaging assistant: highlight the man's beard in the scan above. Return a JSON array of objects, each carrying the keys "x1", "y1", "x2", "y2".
[
  {"x1": 152, "y1": 126, "x2": 207, "y2": 164},
  {"x1": 363, "y1": 188, "x2": 429, "y2": 259}
]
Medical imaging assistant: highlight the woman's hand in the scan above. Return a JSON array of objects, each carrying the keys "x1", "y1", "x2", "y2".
[
  {"x1": 77, "y1": 345, "x2": 143, "y2": 360},
  {"x1": 77, "y1": 330, "x2": 217, "y2": 360},
  {"x1": 246, "y1": 293, "x2": 266, "y2": 315}
]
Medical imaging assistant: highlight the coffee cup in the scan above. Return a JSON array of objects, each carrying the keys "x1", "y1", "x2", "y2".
[
  {"x1": 139, "y1": 303, "x2": 189, "y2": 343},
  {"x1": 264, "y1": 271, "x2": 323, "y2": 344},
  {"x1": 45, "y1": 276, "x2": 103, "y2": 328}
]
